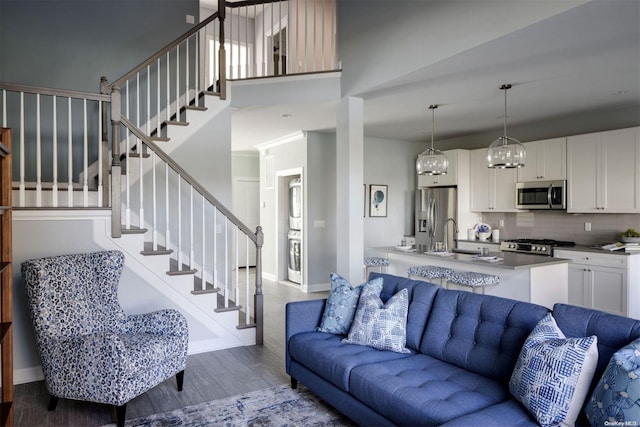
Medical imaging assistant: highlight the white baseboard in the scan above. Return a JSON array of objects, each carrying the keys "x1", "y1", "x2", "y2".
[
  {"x1": 303, "y1": 282, "x2": 330, "y2": 293},
  {"x1": 14, "y1": 366, "x2": 44, "y2": 385}
]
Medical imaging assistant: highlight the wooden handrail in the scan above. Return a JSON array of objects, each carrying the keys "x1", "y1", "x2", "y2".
[
  {"x1": 119, "y1": 117, "x2": 258, "y2": 243},
  {"x1": 110, "y1": 11, "x2": 221, "y2": 88},
  {"x1": 0, "y1": 82, "x2": 109, "y2": 102}
]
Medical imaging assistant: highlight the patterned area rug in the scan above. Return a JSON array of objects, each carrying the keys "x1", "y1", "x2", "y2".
[{"x1": 103, "y1": 384, "x2": 354, "y2": 427}]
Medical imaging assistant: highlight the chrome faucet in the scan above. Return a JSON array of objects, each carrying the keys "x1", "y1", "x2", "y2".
[{"x1": 443, "y1": 218, "x2": 459, "y2": 252}]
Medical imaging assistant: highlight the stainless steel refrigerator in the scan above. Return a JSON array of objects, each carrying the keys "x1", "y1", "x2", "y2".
[{"x1": 415, "y1": 186, "x2": 457, "y2": 252}]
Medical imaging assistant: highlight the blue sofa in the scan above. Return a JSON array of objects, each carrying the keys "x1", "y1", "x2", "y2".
[{"x1": 285, "y1": 272, "x2": 640, "y2": 426}]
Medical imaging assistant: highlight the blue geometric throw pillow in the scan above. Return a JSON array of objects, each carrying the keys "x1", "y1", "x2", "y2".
[
  {"x1": 316, "y1": 273, "x2": 382, "y2": 335},
  {"x1": 342, "y1": 287, "x2": 410, "y2": 354},
  {"x1": 585, "y1": 337, "x2": 640, "y2": 426},
  {"x1": 509, "y1": 313, "x2": 598, "y2": 427}
]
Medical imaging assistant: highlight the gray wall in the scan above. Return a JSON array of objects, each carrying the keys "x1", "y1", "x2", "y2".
[
  {"x1": 364, "y1": 136, "x2": 425, "y2": 251},
  {"x1": 0, "y1": 0, "x2": 199, "y2": 91},
  {"x1": 306, "y1": 131, "x2": 336, "y2": 285}
]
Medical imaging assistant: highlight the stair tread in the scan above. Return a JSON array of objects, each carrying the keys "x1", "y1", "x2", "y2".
[
  {"x1": 127, "y1": 152, "x2": 151, "y2": 158},
  {"x1": 166, "y1": 258, "x2": 197, "y2": 275},
  {"x1": 214, "y1": 305, "x2": 243, "y2": 313},
  {"x1": 121, "y1": 226, "x2": 147, "y2": 234},
  {"x1": 150, "y1": 136, "x2": 170, "y2": 142},
  {"x1": 166, "y1": 120, "x2": 189, "y2": 126},
  {"x1": 192, "y1": 276, "x2": 221, "y2": 294},
  {"x1": 141, "y1": 242, "x2": 173, "y2": 256},
  {"x1": 185, "y1": 105, "x2": 207, "y2": 111}
]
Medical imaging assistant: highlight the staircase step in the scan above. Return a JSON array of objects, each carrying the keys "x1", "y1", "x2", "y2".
[
  {"x1": 166, "y1": 257, "x2": 197, "y2": 276},
  {"x1": 237, "y1": 322, "x2": 256, "y2": 330},
  {"x1": 214, "y1": 292, "x2": 242, "y2": 313},
  {"x1": 191, "y1": 276, "x2": 220, "y2": 295},
  {"x1": 203, "y1": 91, "x2": 220, "y2": 97},
  {"x1": 128, "y1": 152, "x2": 151, "y2": 158},
  {"x1": 166, "y1": 120, "x2": 189, "y2": 126},
  {"x1": 185, "y1": 105, "x2": 207, "y2": 112},
  {"x1": 140, "y1": 242, "x2": 173, "y2": 256},
  {"x1": 150, "y1": 136, "x2": 170, "y2": 142},
  {"x1": 121, "y1": 226, "x2": 147, "y2": 234}
]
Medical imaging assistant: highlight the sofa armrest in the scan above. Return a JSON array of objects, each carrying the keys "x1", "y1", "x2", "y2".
[{"x1": 285, "y1": 298, "x2": 326, "y2": 372}]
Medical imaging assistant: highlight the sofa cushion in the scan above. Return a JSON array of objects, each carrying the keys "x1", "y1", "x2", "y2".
[
  {"x1": 287, "y1": 331, "x2": 412, "y2": 391},
  {"x1": 369, "y1": 272, "x2": 439, "y2": 351},
  {"x1": 342, "y1": 288, "x2": 410, "y2": 353},
  {"x1": 509, "y1": 313, "x2": 598, "y2": 427},
  {"x1": 316, "y1": 272, "x2": 379, "y2": 335},
  {"x1": 439, "y1": 400, "x2": 538, "y2": 426},
  {"x1": 349, "y1": 354, "x2": 510, "y2": 426},
  {"x1": 419, "y1": 288, "x2": 549, "y2": 381},
  {"x1": 585, "y1": 337, "x2": 640, "y2": 426}
]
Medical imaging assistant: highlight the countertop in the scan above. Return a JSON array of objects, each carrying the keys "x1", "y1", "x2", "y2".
[
  {"x1": 553, "y1": 245, "x2": 640, "y2": 256},
  {"x1": 372, "y1": 246, "x2": 570, "y2": 270}
]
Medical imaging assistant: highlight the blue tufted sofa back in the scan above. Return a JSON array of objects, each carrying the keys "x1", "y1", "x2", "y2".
[
  {"x1": 419, "y1": 289, "x2": 549, "y2": 382},
  {"x1": 369, "y1": 272, "x2": 440, "y2": 351}
]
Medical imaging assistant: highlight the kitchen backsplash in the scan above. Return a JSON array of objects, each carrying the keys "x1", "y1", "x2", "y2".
[{"x1": 480, "y1": 212, "x2": 640, "y2": 246}]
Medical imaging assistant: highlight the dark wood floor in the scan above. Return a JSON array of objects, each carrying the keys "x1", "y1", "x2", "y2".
[{"x1": 13, "y1": 276, "x2": 328, "y2": 426}]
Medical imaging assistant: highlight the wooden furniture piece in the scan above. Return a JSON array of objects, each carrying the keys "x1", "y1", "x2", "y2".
[{"x1": 0, "y1": 128, "x2": 13, "y2": 426}]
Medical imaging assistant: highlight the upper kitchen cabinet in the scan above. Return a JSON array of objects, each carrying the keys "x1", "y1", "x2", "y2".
[
  {"x1": 567, "y1": 127, "x2": 640, "y2": 213},
  {"x1": 517, "y1": 137, "x2": 566, "y2": 182},
  {"x1": 470, "y1": 148, "x2": 520, "y2": 212},
  {"x1": 417, "y1": 149, "x2": 467, "y2": 187}
]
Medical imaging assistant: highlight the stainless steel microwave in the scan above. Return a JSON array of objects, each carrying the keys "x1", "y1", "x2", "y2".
[{"x1": 515, "y1": 180, "x2": 566, "y2": 210}]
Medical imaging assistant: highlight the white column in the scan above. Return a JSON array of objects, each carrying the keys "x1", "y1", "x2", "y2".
[{"x1": 336, "y1": 96, "x2": 364, "y2": 282}]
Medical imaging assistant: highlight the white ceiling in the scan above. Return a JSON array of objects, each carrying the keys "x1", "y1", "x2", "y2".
[{"x1": 228, "y1": 0, "x2": 640, "y2": 152}]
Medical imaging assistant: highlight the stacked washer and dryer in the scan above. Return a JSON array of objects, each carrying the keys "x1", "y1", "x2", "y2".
[{"x1": 287, "y1": 177, "x2": 302, "y2": 284}]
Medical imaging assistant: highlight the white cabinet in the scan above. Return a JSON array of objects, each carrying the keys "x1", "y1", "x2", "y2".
[
  {"x1": 517, "y1": 137, "x2": 566, "y2": 182},
  {"x1": 417, "y1": 149, "x2": 460, "y2": 187},
  {"x1": 567, "y1": 127, "x2": 640, "y2": 213},
  {"x1": 470, "y1": 148, "x2": 520, "y2": 212},
  {"x1": 555, "y1": 249, "x2": 640, "y2": 319}
]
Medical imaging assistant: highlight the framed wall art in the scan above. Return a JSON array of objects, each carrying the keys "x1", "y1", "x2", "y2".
[{"x1": 369, "y1": 184, "x2": 387, "y2": 217}]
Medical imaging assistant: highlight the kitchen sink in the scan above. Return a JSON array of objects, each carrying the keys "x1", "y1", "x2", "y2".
[{"x1": 452, "y1": 248, "x2": 481, "y2": 255}]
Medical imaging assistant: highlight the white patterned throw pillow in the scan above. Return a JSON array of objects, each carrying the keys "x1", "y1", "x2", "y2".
[
  {"x1": 509, "y1": 313, "x2": 598, "y2": 427},
  {"x1": 316, "y1": 273, "x2": 382, "y2": 335},
  {"x1": 342, "y1": 286, "x2": 410, "y2": 354}
]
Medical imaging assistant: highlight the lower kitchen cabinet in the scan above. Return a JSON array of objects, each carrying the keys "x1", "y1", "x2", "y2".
[{"x1": 555, "y1": 249, "x2": 640, "y2": 319}]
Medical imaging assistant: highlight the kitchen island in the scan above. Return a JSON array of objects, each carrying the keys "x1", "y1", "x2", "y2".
[{"x1": 369, "y1": 247, "x2": 569, "y2": 309}]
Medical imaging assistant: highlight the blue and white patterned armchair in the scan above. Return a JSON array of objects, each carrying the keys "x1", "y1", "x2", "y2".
[{"x1": 21, "y1": 250, "x2": 189, "y2": 427}]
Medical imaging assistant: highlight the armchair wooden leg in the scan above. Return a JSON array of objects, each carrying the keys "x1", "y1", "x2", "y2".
[
  {"x1": 47, "y1": 395, "x2": 59, "y2": 411},
  {"x1": 290, "y1": 377, "x2": 298, "y2": 389},
  {"x1": 176, "y1": 370, "x2": 184, "y2": 391},
  {"x1": 115, "y1": 404, "x2": 126, "y2": 427}
]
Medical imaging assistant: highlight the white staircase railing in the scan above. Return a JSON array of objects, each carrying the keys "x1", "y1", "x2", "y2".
[{"x1": 0, "y1": 83, "x2": 110, "y2": 208}]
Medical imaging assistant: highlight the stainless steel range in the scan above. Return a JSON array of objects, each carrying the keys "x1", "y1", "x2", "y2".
[{"x1": 500, "y1": 239, "x2": 575, "y2": 256}]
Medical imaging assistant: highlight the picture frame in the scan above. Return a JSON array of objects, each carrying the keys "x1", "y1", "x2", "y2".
[{"x1": 369, "y1": 184, "x2": 387, "y2": 217}]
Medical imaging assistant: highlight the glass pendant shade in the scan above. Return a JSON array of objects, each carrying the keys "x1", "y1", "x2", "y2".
[
  {"x1": 486, "y1": 135, "x2": 526, "y2": 168},
  {"x1": 416, "y1": 105, "x2": 448, "y2": 175},
  {"x1": 487, "y1": 84, "x2": 526, "y2": 169}
]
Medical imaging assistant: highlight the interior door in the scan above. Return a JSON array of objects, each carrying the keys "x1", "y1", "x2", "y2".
[{"x1": 233, "y1": 179, "x2": 259, "y2": 267}]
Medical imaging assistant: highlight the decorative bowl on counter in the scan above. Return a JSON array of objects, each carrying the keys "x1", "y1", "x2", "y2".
[
  {"x1": 478, "y1": 232, "x2": 491, "y2": 241},
  {"x1": 621, "y1": 237, "x2": 640, "y2": 243}
]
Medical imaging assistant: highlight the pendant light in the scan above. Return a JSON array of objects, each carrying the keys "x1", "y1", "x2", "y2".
[
  {"x1": 486, "y1": 84, "x2": 526, "y2": 168},
  {"x1": 416, "y1": 105, "x2": 448, "y2": 175}
]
